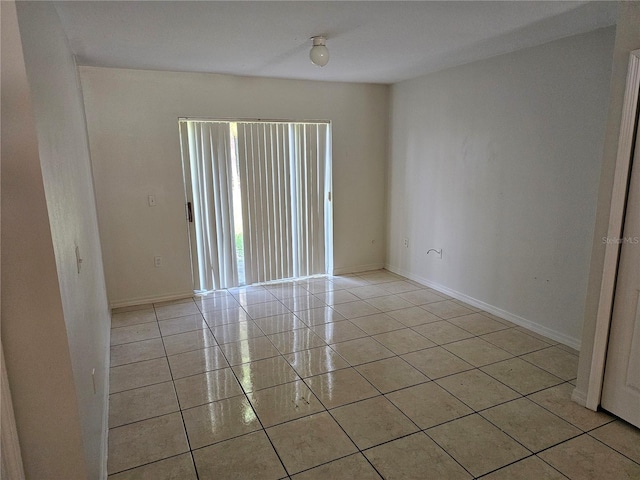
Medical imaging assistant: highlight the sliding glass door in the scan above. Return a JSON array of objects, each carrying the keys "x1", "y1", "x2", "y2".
[{"x1": 179, "y1": 119, "x2": 332, "y2": 292}]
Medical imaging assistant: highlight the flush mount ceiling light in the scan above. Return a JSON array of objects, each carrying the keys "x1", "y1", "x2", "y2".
[{"x1": 309, "y1": 36, "x2": 329, "y2": 67}]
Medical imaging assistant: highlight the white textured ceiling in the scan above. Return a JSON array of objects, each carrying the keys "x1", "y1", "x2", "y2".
[{"x1": 54, "y1": 1, "x2": 618, "y2": 84}]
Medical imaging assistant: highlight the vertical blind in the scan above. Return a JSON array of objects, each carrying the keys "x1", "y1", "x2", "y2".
[
  {"x1": 181, "y1": 121, "x2": 238, "y2": 290},
  {"x1": 181, "y1": 119, "x2": 331, "y2": 291},
  {"x1": 291, "y1": 123, "x2": 329, "y2": 279},
  {"x1": 236, "y1": 123, "x2": 294, "y2": 284}
]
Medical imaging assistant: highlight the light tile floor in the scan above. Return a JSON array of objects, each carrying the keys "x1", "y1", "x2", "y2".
[{"x1": 107, "y1": 270, "x2": 640, "y2": 479}]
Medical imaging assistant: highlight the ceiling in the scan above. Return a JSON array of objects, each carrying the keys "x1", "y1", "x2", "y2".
[{"x1": 53, "y1": 1, "x2": 618, "y2": 85}]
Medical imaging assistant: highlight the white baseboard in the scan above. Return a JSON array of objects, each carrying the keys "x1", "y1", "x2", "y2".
[
  {"x1": 386, "y1": 264, "x2": 581, "y2": 350},
  {"x1": 571, "y1": 387, "x2": 590, "y2": 408},
  {"x1": 110, "y1": 291, "x2": 194, "y2": 309},
  {"x1": 332, "y1": 263, "x2": 385, "y2": 276}
]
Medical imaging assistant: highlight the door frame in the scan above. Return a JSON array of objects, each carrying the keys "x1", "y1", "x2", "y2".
[{"x1": 585, "y1": 49, "x2": 640, "y2": 410}]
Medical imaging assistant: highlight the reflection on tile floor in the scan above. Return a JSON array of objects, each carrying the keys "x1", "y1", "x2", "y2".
[{"x1": 107, "y1": 270, "x2": 640, "y2": 479}]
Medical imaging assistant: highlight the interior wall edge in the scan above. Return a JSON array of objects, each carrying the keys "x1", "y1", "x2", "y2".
[
  {"x1": 386, "y1": 263, "x2": 582, "y2": 351},
  {"x1": 1, "y1": 1, "x2": 89, "y2": 476},
  {"x1": 15, "y1": 2, "x2": 112, "y2": 477},
  {"x1": 0, "y1": 343, "x2": 26, "y2": 480},
  {"x1": 571, "y1": 386, "x2": 588, "y2": 408},
  {"x1": 100, "y1": 338, "x2": 111, "y2": 480}
]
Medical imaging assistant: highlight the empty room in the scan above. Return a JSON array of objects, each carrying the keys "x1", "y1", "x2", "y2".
[{"x1": 3, "y1": 1, "x2": 640, "y2": 479}]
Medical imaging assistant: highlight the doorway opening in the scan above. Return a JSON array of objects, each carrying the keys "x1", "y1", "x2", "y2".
[{"x1": 179, "y1": 119, "x2": 333, "y2": 292}]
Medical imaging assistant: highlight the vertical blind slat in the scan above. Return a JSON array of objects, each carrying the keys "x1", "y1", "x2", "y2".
[{"x1": 183, "y1": 121, "x2": 238, "y2": 290}]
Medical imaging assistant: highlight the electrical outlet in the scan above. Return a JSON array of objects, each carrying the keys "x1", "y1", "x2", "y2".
[
  {"x1": 148, "y1": 195, "x2": 156, "y2": 207},
  {"x1": 403, "y1": 238, "x2": 409, "y2": 248},
  {"x1": 154, "y1": 256, "x2": 162, "y2": 267}
]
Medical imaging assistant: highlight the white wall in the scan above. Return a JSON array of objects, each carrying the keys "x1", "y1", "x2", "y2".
[
  {"x1": 387, "y1": 27, "x2": 615, "y2": 348},
  {"x1": 1, "y1": 1, "x2": 93, "y2": 478},
  {"x1": 576, "y1": 1, "x2": 640, "y2": 403},
  {"x1": 12, "y1": 2, "x2": 111, "y2": 478},
  {"x1": 80, "y1": 68, "x2": 389, "y2": 306}
]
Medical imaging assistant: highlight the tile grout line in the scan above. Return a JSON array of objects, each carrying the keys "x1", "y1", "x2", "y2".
[
  {"x1": 107, "y1": 272, "x2": 633, "y2": 478},
  {"x1": 213, "y1": 316, "x2": 295, "y2": 479},
  {"x1": 107, "y1": 315, "x2": 566, "y2": 401},
  {"x1": 472, "y1": 453, "x2": 568, "y2": 479},
  {"x1": 156, "y1": 299, "x2": 202, "y2": 480},
  {"x1": 586, "y1": 429, "x2": 640, "y2": 467},
  {"x1": 109, "y1": 303, "x2": 570, "y2": 414}
]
